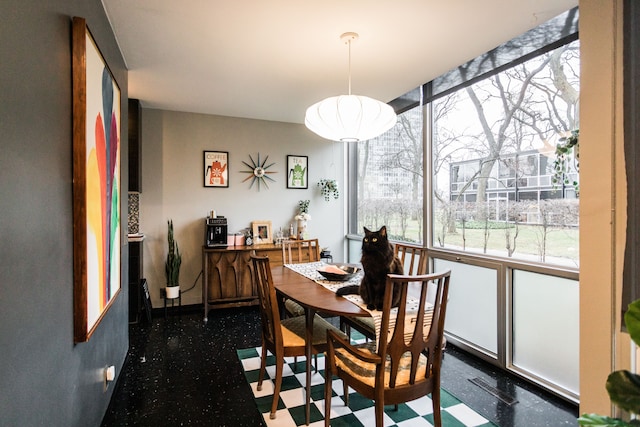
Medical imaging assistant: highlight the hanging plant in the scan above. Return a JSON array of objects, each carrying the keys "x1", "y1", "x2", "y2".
[
  {"x1": 318, "y1": 179, "x2": 339, "y2": 201},
  {"x1": 551, "y1": 129, "x2": 579, "y2": 194}
]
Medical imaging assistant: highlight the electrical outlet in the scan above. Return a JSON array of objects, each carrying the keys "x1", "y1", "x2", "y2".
[{"x1": 103, "y1": 365, "x2": 115, "y2": 391}]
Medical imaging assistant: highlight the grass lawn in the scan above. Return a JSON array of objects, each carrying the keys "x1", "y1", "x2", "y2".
[
  {"x1": 364, "y1": 218, "x2": 579, "y2": 267},
  {"x1": 436, "y1": 223, "x2": 579, "y2": 265}
]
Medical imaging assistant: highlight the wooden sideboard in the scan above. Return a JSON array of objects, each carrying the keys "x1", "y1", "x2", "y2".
[{"x1": 203, "y1": 244, "x2": 314, "y2": 322}]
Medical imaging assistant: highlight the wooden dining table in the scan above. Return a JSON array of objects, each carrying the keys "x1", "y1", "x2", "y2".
[{"x1": 270, "y1": 264, "x2": 370, "y2": 425}]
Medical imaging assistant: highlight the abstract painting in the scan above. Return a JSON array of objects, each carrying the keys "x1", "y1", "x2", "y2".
[{"x1": 72, "y1": 17, "x2": 121, "y2": 342}]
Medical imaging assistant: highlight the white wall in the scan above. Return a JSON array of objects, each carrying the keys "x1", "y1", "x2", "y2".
[{"x1": 140, "y1": 109, "x2": 346, "y2": 306}]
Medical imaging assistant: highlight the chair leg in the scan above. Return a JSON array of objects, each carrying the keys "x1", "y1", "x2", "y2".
[
  {"x1": 257, "y1": 345, "x2": 267, "y2": 391},
  {"x1": 374, "y1": 399, "x2": 384, "y2": 427},
  {"x1": 432, "y1": 387, "x2": 442, "y2": 427},
  {"x1": 270, "y1": 354, "x2": 284, "y2": 419},
  {"x1": 343, "y1": 381, "x2": 349, "y2": 406},
  {"x1": 324, "y1": 364, "x2": 333, "y2": 427}
]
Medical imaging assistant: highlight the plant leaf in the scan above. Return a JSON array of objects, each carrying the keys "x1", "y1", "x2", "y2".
[
  {"x1": 577, "y1": 413, "x2": 637, "y2": 426},
  {"x1": 624, "y1": 299, "x2": 640, "y2": 346},
  {"x1": 607, "y1": 370, "x2": 640, "y2": 414}
]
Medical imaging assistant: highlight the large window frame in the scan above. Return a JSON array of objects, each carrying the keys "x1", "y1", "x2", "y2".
[{"x1": 347, "y1": 8, "x2": 580, "y2": 402}]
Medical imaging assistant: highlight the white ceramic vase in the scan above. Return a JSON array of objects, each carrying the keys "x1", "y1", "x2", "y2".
[{"x1": 296, "y1": 219, "x2": 307, "y2": 239}]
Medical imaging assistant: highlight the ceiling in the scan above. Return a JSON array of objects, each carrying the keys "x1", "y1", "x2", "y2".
[{"x1": 102, "y1": 0, "x2": 578, "y2": 125}]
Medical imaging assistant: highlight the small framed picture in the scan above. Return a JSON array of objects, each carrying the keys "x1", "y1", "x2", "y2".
[
  {"x1": 252, "y1": 220, "x2": 273, "y2": 245},
  {"x1": 204, "y1": 151, "x2": 229, "y2": 187},
  {"x1": 287, "y1": 155, "x2": 308, "y2": 189}
]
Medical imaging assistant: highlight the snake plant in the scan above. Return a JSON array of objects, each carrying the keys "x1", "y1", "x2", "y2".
[{"x1": 165, "y1": 220, "x2": 181, "y2": 287}]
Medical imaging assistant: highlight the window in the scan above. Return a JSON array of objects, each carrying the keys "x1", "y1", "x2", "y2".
[
  {"x1": 353, "y1": 105, "x2": 423, "y2": 243},
  {"x1": 349, "y1": 8, "x2": 580, "y2": 401},
  {"x1": 432, "y1": 39, "x2": 580, "y2": 266}
]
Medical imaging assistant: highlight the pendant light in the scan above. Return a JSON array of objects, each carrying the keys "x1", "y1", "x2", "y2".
[{"x1": 304, "y1": 32, "x2": 397, "y2": 142}]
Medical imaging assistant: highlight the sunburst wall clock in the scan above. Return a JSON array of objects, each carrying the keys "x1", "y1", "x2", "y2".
[{"x1": 241, "y1": 153, "x2": 277, "y2": 190}]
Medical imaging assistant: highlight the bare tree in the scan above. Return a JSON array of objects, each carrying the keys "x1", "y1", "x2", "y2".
[
  {"x1": 434, "y1": 199, "x2": 455, "y2": 247},
  {"x1": 504, "y1": 201, "x2": 525, "y2": 257},
  {"x1": 532, "y1": 199, "x2": 578, "y2": 262},
  {"x1": 461, "y1": 55, "x2": 553, "y2": 217}
]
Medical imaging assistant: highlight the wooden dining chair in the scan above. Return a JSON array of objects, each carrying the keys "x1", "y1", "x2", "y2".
[
  {"x1": 324, "y1": 270, "x2": 451, "y2": 427},
  {"x1": 250, "y1": 254, "x2": 346, "y2": 420},
  {"x1": 341, "y1": 242, "x2": 429, "y2": 340},
  {"x1": 282, "y1": 238, "x2": 320, "y2": 264},
  {"x1": 281, "y1": 238, "x2": 321, "y2": 317}
]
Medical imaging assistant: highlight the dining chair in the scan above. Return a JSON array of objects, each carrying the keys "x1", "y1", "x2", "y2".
[
  {"x1": 282, "y1": 238, "x2": 321, "y2": 264},
  {"x1": 341, "y1": 242, "x2": 429, "y2": 340},
  {"x1": 324, "y1": 270, "x2": 451, "y2": 427},
  {"x1": 250, "y1": 254, "x2": 346, "y2": 420},
  {"x1": 281, "y1": 238, "x2": 321, "y2": 317}
]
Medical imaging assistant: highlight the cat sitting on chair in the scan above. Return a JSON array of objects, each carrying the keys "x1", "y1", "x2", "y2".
[{"x1": 336, "y1": 226, "x2": 403, "y2": 310}]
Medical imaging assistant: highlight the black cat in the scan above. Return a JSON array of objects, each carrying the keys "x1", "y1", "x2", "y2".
[{"x1": 336, "y1": 226, "x2": 403, "y2": 310}]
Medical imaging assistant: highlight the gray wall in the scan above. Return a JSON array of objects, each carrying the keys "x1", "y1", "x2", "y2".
[
  {"x1": 139, "y1": 109, "x2": 347, "y2": 307},
  {"x1": 1, "y1": 1, "x2": 129, "y2": 426}
]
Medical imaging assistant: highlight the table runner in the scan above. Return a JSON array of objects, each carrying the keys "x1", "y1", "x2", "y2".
[{"x1": 284, "y1": 262, "x2": 434, "y2": 350}]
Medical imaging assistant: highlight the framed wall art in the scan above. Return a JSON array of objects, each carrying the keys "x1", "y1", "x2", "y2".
[
  {"x1": 204, "y1": 151, "x2": 229, "y2": 187},
  {"x1": 252, "y1": 220, "x2": 273, "y2": 245},
  {"x1": 72, "y1": 16, "x2": 122, "y2": 343},
  {"x1": 287, "y1": 155, "x2": 308, "y2": 189}
]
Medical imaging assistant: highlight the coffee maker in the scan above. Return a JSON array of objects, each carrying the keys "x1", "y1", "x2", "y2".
[{"x1": 205, "y1": 216, "x2": 228, "y2": 247}]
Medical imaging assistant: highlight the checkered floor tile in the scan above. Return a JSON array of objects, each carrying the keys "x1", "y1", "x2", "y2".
[{"x1": 237, "y1": 342, "x2": 496, "y2": 427}]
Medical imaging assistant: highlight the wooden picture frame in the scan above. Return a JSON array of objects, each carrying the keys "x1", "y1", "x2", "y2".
[
  {"x1": 72, "y1": 17, "x2": 122, "y2": 343},
  {"x1": 252, "y1": 220, "x2": 273, "y2": 245},
  {"x1": 287, "y1": 155, "x2": 308, "y2": 189},
  {"x1": 204, "y1": 151, "x2": 229, "y2": 187}
]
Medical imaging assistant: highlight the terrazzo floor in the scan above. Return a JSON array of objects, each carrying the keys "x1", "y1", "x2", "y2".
[{"x1": 101, "y1": 306, "x2": 578, "y2": 426}]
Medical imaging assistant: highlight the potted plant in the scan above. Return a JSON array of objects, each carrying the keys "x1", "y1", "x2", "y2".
[
  {"x1": 552, "y1": 129, "x2": 579, "y2": 194},
  {"x1": 165, "y1": 219, "x2": 181, "y2": 299},
  {"x1": 318, "y1": 179, "x2": 339, "y2": 201},
  {"x1": 294, "y1": 200, "x2": 311, "y2": 239},
  {"x1": 578, "y1": 298, "x2": 640, "y2": 426}
]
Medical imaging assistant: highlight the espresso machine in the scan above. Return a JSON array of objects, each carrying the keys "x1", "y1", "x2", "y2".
[{"x1": 205, "y1": 216, "x2": 228, "y2": 247}]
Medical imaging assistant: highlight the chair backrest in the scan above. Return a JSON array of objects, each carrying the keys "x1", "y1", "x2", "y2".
[
  {"x1": 393, "y1": 242, "x2": 429, "y2": 275},
  {"x1": 282, "y1": 238, "x2": 320, "y2": 264},
  {"x1": 377, "y1": 270, "x2": 451, "y2": 389},
  {"x1": 251, "y1": 254, "x2": 283, "y2": 350}
]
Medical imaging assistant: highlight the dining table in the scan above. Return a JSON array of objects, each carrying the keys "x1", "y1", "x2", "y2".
[{"x1": 270, "y1": 262, "x2": 370, "y2": 425}]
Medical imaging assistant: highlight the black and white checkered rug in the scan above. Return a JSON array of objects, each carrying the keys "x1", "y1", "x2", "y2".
[{"x1": 237, "y1": 339, "x2": 496, "y2": 427}]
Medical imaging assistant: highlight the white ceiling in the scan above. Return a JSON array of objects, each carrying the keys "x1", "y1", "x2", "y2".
[{"x1": 102, "y1": 0, "x2": 578, "y2": 125}]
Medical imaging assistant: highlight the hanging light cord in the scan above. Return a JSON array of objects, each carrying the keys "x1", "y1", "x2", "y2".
[{"x1": 341, "y1": 32, "x2": 358, "y2": 96}]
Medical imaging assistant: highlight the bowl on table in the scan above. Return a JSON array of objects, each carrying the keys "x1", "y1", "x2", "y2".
[{"x1": 317, "y1": 264, "x2": 360, "y2": 281}]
